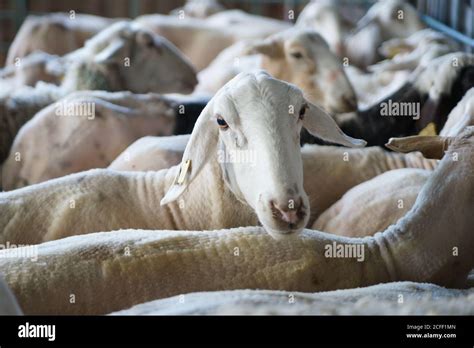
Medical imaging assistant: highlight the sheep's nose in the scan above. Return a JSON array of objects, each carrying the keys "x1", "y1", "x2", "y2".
[{"x1": 270, "y1": 197, "x2": 305, "y2": 226}]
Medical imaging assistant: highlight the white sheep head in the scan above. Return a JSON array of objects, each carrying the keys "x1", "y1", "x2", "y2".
[
  {"x1": 244, "y1": 28, "x2": 358, "y2": 114},
  {"x1": 161, "y1": 71, "x2": 366, "y2": 238},
  {"x1": 296, "y1": 1, "x2": 348, "y2": 57},
  {"x1": 354, "y1": 0, "x2": 425, "y2": 40},
  {"x1": 54, "y1": 21, "x2": 198, "y2": 94}
]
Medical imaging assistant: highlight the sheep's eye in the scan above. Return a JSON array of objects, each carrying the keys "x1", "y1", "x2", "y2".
[
  {"x1": 299, "y1": 103, "x2": 308, "y2": 120},
  {"x1": 216, "y1": 116, "x2": 229, "y2": 129},
  {"x1": 291, "y1": 52, "x2": 303, "y2": 59}
]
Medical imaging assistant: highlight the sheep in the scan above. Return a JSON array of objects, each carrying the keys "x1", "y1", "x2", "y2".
[
  {"x1": 0, "y1": 21, "x2": 198, "y2": 164},
  {"x1": 135, "y1": 14, "x2": 236, "y2": 71},
  {"x1": 345, "y1": 0, "x2": 425, "y2": 68},
  {"x1": 1, "y1": 127, "x2": 474, "y2": 314},
  {"x1": 440, "y1": 87, "x2": 474, "y2": 137},
  {"x1": 369, "y1": 29, "x2": 460, "y2": 73},
  {"x1": 136, "y1": 11, "x2": 290, "y2": 72},
  {"x1": 170, "y1": 0, "x2": 225, "y2": 19},
  {"x1": 295, "y1": 0, "x2": 353, "y2": 57},
  {"x1": 108, "y1": 135, "x2": 190, "y2": 173},
  {"x1": 196, "y1": 28, "x2": 358, "y2": 114},
  {"x1": 312, "y1": 88, "x2": 474, "y2": 237},
  {"x1": 112, "y1": 283, "x2": 474, "y2": 315},
  {"x1": 325, "y1": 53, "x2": 474, "y2": 146},
  {"x1": 346, "y1": 31, "x2": 456, "y2": 108},
  {"x1": 312, "y1": 168, "x2": 431, "y2": 237},
  {"x1": 0, "y1": 51, "x2": 61, "y2": 90},
  {"x1": 0, "y1": 70, "x2": 366, "y2": 245},
  {"x1": 2, "y1": 92, "x2": 208, "y2": 190},
  {"x1": 3, "y1": 30, "x2": 356, "y2": 190},
  {"x1": 6, "y1": 13, "x2": 119, "y2": 66},
  {"x1": 344, "y1": 65, "x2": 410, "y2": 109},
  {"x1": 204, "y1": 9, "x2": 290, "y2": 39}
]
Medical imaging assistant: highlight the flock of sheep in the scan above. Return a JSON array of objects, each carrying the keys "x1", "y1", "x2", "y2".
[{"x1": 0, "y1": 0, "x2": 474, "y2": 315}]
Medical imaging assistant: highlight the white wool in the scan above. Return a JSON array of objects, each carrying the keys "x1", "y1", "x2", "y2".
[
  {"x1": 440, "y1": 88, "x2": 474, "y2": 137},
  {"x1": 313, "y1": 168, "x2": 432, "y2": 237},
  {"x1": 413, "y1": 53, "x2": 474, "y2": 100},
  {"x1": 111, "y1": 282, "x2": 474, "y2": 315}
]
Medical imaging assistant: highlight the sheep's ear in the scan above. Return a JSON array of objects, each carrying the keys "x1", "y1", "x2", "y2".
[
  {"x1": 386, "y1": 135, "x2": 453, "y2": 159},
  {"x1": 244, "y1": 39, "x2": 283, "y2": 58},
  {"x1": 94, "y1": 40, "x2": 126, "y2": 65},
  {"x1": 303, "y1": 102, "x2": 367, "y2": 147},
  {"x1": 160, "y1": 103, "x2": 218, "y2": 205}
]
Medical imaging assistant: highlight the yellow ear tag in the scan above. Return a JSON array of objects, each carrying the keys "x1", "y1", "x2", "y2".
[
  {"x1": 173, "y1": 159, "x2": 191, "y2": 185},
  {"x1": 387, "y1": 43, "x2": 412, "y2": 58},
  {"x1": 418, "y1": 122, "x2": 437, "y2": 136}
]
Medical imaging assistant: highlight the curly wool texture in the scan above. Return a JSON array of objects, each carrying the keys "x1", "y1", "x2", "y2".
[{"x1": 112, "y1": 282, "x2": 474, "y2": 315}]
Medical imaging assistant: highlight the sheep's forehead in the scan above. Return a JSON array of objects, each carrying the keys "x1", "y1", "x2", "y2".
[{"x1": 221, "y1": 73, "x2": 303, "y2": 117}]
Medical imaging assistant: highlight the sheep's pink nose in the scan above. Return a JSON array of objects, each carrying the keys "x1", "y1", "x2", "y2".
[{"x1": 270, "y1": 197, "x2": 305, "y2": 226}]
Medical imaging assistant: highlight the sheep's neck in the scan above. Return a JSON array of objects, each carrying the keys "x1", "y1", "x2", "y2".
[
  {"x1": 141, "y1": 156, "x2": 258, "y2": 231},
  {"x1": 371, "y1": 145, "x2": 474, "y2": 287},
  {"x1": 305, "y1": 143, "x2": 474, "y2": 290}
]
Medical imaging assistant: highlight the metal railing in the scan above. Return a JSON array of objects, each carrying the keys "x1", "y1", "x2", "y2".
[{"x1": 415, "y1": 0, "x2": 474, "y2": 52}]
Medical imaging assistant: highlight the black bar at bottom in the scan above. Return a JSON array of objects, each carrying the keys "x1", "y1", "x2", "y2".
[{"x1": 0, "y1": 315, "x2": 473, "y2": 345}]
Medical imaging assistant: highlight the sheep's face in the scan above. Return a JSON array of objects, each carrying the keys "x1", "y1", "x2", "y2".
[
  {"x1": 92, "y1": 23, "x2": 197, "y2": 94},
  {"x1": 296, "y1": 3, "x2": 346, "y2": 56},
  {"x1": 123, "y1": 30, "x2": 198, "y2": 94},
  {"x1": 251, "y1": 29, "x2": 357, "y2": 114},
  {"x1": 361, "y1": 0, "x2": 425, "y2": 40},
  {"x1": 214, "y1": 74, "x2": 311, "y2": 237},
  {"x1": 161, "y1": 71, "x2": 366, "y2": 239}
]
